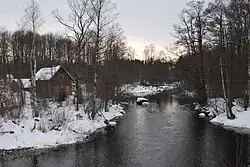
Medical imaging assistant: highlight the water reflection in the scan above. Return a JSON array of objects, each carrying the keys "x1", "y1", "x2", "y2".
[
  {"x1": 1, "y1": 93, "x2": 250, "y2": 167},
  {"x1": 32, "y1": 155, "x2": 38, "y2": 167},
  {"x1": 221, "y1": 134, "x2": 249, "y2": 167}
]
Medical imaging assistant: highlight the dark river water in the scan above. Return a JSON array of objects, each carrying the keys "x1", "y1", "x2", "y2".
[{"x1": 1, "y1": 93, "x2": 250, "y2": 167}]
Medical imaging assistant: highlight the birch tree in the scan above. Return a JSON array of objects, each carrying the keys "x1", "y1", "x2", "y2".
[
  {"x1": 88, "y1": 0, "x2": 117, "y2": 119},
  {"x1": 20, "y1": 0, "x2": 44, "y2": 117}
]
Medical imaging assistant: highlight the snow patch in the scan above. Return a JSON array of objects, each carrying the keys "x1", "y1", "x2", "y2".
[
  {"x1": 142, "y1": 102, "x2": 150, "y2": 106},
  {"x1": 14, "y1": 79, "x2": 31, "y2": 89},
  {"x1": 122, "y1": 82, "x2": 178, "y2": 97},
  {"x1": 136, "y1": 97, "x2": 148, "y2": 103},
  {"x1": 210, "y1": 106, "x2": 250, "y2": 130},
  {"x1": 199, "y1": 113, "x2": 206, "y2": 118},
  {"x1": 184, "y1": 90, "x2": 197, "y2": 97},
  {"x1": 109, "y1": 122, "x2": 116, "y2": 127},
  {"x1": 203, "y1": 98, "x2": 250, "y2": 133}
]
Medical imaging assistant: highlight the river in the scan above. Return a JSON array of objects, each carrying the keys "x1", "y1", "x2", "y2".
[{"x1": 1, "y1": 93, "x2": 250, "y2": 167}]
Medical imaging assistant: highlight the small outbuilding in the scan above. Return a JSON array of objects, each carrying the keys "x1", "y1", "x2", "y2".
[{"x1": 36, "y1": 65, "x2": 74, "y2": 100}]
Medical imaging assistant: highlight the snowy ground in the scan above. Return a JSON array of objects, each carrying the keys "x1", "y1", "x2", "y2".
[
  {"x1": 210, "y1": 105, "x2": 250, "y2": 131},
  {"x1": 122, "y1": 82, "x2": 179, "y2": 97},
  {"x1": 0, "y1": 96, "x2": 125, "y2": 150},
  {"x1": 201, "y1": 98, "x2": 250, "y2": 133}
]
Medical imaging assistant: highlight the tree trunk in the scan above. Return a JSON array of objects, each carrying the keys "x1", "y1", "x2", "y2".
[
  {"x1": 75, "y1": 73, "x2": 79, "y2": 111},
  {"x1": 226, "y1": 53, "x2": 235, "y2": 119},
  {"x1": 30, "y1": 33, "x2": 38, "y2": 117},
  {"x1": 220, "y1": 58, "x2": 227, "y2": 101},
  {"x1": 198, "y1": 16, "x2": 207, "y2": 105}
]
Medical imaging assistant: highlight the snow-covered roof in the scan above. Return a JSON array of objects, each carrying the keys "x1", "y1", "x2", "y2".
[{"x1": 36, "y1": 65, "x2": 61, "y2": 81}]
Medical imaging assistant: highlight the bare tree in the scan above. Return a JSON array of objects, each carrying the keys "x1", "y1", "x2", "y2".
[
  {"x1": 53, "y1": 0, "x2": 93, "y2": 111},
  {"x1": 143, "y1": 44, "x2": 156, "y2": 63},
  {"x1": 88, "y1": 0, "x2": 117, "y2": 119},
  {"x1": 126, "y1": 46, "x2": 136, "y2": 60},
  {"x1": 206, "y1": 0, "x2": 235, "y2": 119},
  {"x1": 158, "y1": 50, "x2": 166, "y2": 61},
  {"x1": 173, "y1": 0, "x2": 208, "y2": 105},
  {"x1": 53, "y1": 0, "x2": 93, "y2": 62},
  {"x1": 20, "y1": 0, "x2": 44, "y2": 117},
  {"x1": 101, "y1": 24, "x2": 125, "y2": 109}
]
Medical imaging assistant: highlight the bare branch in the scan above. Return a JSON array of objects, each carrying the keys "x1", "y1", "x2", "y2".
[
  {"x1": 52, "y1": 0, "x2": 93, "y2": 46},
  {"x1": 18, "y1": 0, "x2": 45, "y2": 32}
]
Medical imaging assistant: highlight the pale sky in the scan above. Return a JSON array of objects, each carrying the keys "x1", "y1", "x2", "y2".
[{"x1": 0, "y1": 0, "x2": 189, "y2": 57}]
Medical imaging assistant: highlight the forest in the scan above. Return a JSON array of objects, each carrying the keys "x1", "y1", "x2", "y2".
[
  {"x1": 173, "y1": 0, "x2": 250, "y2": 119},
  {"x1": 0, "y1": 0, "x2": 175, "y2": 119}
]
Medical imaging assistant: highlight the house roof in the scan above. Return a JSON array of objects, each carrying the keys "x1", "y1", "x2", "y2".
[
  {"x1": 36, "y1": 65, "x2": 61, "y2": 80},
  {"x1": 36, "y1": 65, "x2": 73, "y2": 81}
]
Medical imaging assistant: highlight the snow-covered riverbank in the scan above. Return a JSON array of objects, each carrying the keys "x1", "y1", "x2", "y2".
[
  {"x1": 200, "y1": 98, "x2": 250, "y2": 133},
  {"x1": 210, "y1": 105, "x2": 250, "y2": 131},
  {"x1": 122, "y1": 83, "x2": 178, "y2": 97},
  {"x1": 0, "y1": 99, "x2": 125, "y2": 151},
  {"x1": 0, "y1": 82, "x2": 179, "y2": 151}
]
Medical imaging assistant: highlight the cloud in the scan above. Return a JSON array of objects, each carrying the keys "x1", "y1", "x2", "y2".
[{"x1": 0, "y1": 0, "x2": 182, "y2": 61}]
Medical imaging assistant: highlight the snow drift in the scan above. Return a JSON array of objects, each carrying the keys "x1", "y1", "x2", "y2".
[
  {"x1": 0, "y1": 99, "x2": 125, "y2": 150},
  {"x1": 201, "y1": 98, "x2": 250, "y2": 133}
]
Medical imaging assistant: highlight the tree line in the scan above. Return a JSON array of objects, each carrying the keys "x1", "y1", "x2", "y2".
[
  {"x1": 173, "y1": 0, "x2": 250, "y2": 119},
  {"x1": 0, "y1": 0, "x2": 174, "y2": 119}
]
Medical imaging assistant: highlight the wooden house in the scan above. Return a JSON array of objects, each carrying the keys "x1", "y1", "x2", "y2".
[{"x1": 36, "y1": 65, "x2": 74, "y2": 100}]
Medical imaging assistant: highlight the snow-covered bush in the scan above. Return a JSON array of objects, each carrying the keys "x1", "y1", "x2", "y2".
[
  {"x1": 36, "y1": 99, "x2": 51, "y2": 116},
  {"x1": 51, "y1": 108, "x2": 67, "y2": 130},
  {"x1": 0, "y1": 100, "x2": 125, "y2": 149},
  {"x1": 207, "y1": 98, "x2": 227, "y2": 115},
  {"x1": 235, "y1": 98, "x2": 245, "y2": 109},
  {"x1": 83, "y1": 97, "x2": 104, "y2": 120},
  {"x1": 195, "y1": 98, "x2": 227, "y2": 118}
]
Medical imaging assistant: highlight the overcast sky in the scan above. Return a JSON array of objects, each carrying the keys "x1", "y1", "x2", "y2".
[{"x1": 0, "y1": 0, "x2": 189, "y2": 57}]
